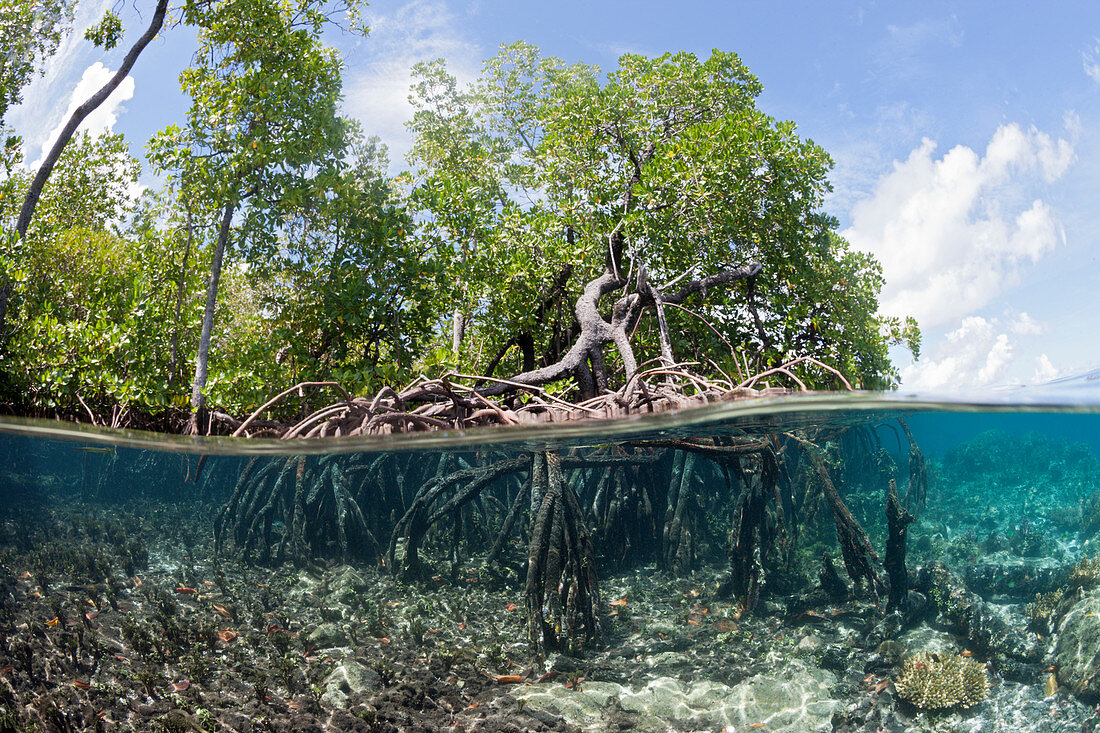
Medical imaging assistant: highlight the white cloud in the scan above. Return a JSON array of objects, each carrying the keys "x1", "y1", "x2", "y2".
[
  {"x1": 843, "y1": 123, "x2": 1072, "y2": 328},
  {"x1": 1033, "y1": 354, "x2": 1060, "y2": 383},
  {"x1": 343, "y1": 0, "x2": 481, "y2": 168},
  {"x1": 1084, "y1": 40, "x2": 1100, "y2": 84},
  {"x1": 30, "y1": 62, "x2": 134, "y2": 168},
  {"x1": 7, "y1": 0, "x2": 115, "y2": 157},
  {"x1": 899, "y1": 313, "x2": 1056, "y2": 391},
  {"x1": 1009, "y1": 311, "x2": 1044, "y2": 336}
]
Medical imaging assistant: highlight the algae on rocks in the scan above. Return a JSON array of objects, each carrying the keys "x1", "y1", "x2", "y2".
[{"x1": 1051, "y1": 587, "x2": 1100, "y2": 698}]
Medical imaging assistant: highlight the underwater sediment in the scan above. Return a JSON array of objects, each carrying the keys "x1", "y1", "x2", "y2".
[{"x1": 2, "y1": 407, "x2": 1100, "y2": 731}]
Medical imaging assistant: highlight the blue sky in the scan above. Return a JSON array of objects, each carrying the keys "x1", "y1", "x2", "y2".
[{"x1": 8, "y1": 0, "x2": 1100, "y2": 392}]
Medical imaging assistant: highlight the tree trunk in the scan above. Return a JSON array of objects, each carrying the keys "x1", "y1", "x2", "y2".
[
  {"x1": 0, "y1": 0, "x2": 169, "y2": 342},
  {"x1": 451, "y1": 308, "x2": 465, "y2": 355},
  {"x1": 189, "y1": 199, "x2": 236, "y2": 433},
  {"x1": 169, "y1": 201, "x2": 194, "y2": 388},
  {"x1": 800, "y1": 440, "x2": 884, "y2": 597},
  {"x1": 884, "y1": 478, "x2": 914, "y2": 611}
]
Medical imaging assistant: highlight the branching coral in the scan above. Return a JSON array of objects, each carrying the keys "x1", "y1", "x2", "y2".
[
  {"x1": 1025, "y1": 589, "x2": 1064, "y2": 621},
  {"x1": 1069, "y1": 555, "x2": 1100, "y2": 588},
  {"x1": 894, "y1": 652, "x2": 989, "y2": 709}
]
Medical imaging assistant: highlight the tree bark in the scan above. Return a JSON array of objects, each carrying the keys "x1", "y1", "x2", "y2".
[
  {"x1": 800, "y1": 440, "x2": 884, "y2": 596},
  {"x1": 481, "y1": 262, "x2": 761, "y2": 398},
  {"x1": 189, "y1": 198, "x2": 236, "y2": 433},
  {"x1": 884, "y1": 478, "x2": 914, "y2": 611},
  {"x1": 169, "y1": 201, "x2": 194, "y2": 387}
]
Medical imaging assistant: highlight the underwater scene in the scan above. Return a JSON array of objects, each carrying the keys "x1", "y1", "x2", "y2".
[{"x1": 2, "y1": 394, "x2": 1100, "y2": 732}]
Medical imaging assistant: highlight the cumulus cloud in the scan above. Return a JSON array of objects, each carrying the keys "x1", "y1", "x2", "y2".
[
  {"x1": 343, "y1": 0, "x2": 481, "y2": 168},
  {"x1": 843, "y1": 123, "x2": 1072, "y2": 328},
  {"x1": 900, "y1": 312, "x2": 1051, "y2": 391},
  {"x1": 7, "y1": 0, "x2": 116, "y2": 157},
  {"x1": 1033, "y1": 354, "x2": 1060, "y2": 384},
  {"x1": 30, "y1": 62, "x2": 135, "y2": 168}
]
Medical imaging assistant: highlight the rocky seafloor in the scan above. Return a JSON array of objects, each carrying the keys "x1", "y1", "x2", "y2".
[{"x1": 3, "y1": 492, "x2": 1100, "y2": 733}]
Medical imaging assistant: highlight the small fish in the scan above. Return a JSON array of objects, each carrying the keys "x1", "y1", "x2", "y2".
[
  {"x1": 871, "y1": 679, "x2": 889, "y2": 694},
  {"x1": 77, "y1": 446, "x2": 114, "y2": 454},
  {"x1": 1045, "y1": 672, "x2": 1058, "y2": 697},
  {"x1": 486, "y1": 673, "x2": 524, "y2": 684},
  {"x1": 465, "y1": 702, "x2": 480, "y2": 709},
  {"x1": 216, "y1": 629, "x2": 238, "y2": 643},
  {"x1": 212, "y1": 605, "x2": 232, "y2": 619},
  {"x1": 0, "y1": 665, "x2": 12, "y2": 675},
  {"x1": 609, "y1": 597, "x2": 628, "y2": 607},
  {"x1": 202, "y1": 580, "x2": 215, "y2": 587},
  {"x1": 112, "y1": 654, "x2": 129, "y2": 663},
  {"x1": 28, "y1": 590, "x2": 41, "y2": 599},
  {"x1": 287, "y1": 700, "x2": 300, "y2": 711},
  {"x1": 378, "y1": 637, "x2": 390, "y2": 644},
  {"x1": 71, "y1": 680, "x2": 92, "y2": 689},
  {"x1": 19, "y1": 571, "x2": 31, "y2": 579},
  {"x1": 686, "y1": 617, "x2": 701, "y2": 626},
  {"x1": 750, "y1": 725, "x2": 766, "y2": 729},
  {"x1": 132, "y1": 576, "x2": 142, "y2": 588},
  {"x1": 960, "y1": 650, "x2": 974, "y2": 657},
  {"x1": 84, "y1": 610, "x2": 99, "y2": 621},
  {"x1": 505, "y1": 603, "x2": 518, "y2": 612},
  {"x1": 169, "y1": 679, "x2": 190, "y2": 693},
  {"x1": 45, "y1": 617, "x2": 59, "y2": 627},
  {"x1": 428, "y1": 629, "x2": 440, "y2": 634},
  {"x1": 175, "y1": 586, "x2": 197, "y2": 595},
  {"x1": 458, "y1": 622, "x2": 466, "y2": 630}
]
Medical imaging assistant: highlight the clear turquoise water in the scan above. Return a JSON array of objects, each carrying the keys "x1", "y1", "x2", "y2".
[{"x1": 3, "y1": 383, "x2": 1100, "y2": 731}]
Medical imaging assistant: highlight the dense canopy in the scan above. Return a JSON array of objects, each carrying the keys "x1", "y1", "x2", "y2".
[{"x1": 0, "y1": 3, "x2": 919, "y2": 430}]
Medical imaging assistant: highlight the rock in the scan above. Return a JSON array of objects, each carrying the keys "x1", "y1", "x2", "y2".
[
  {"x1": 797, "y1": 634, "x2": 822, "y2": 652},
  {"x1": 306, "y1": 622, "x2": 348, "y2": 649},
  {"x1": 1051, "y1": 587, "x2": 1100, "y2": 697},
  {"x1": 328, "y1": 566, "x2": 367, "y2": 606},
  {"x1": 321, "y1": 659, "x2": 380, "y2": 707},
  {"x1": 913, "y1": 563, "x2": 1043, "y2": 662},
  {"x1": 964, "y1": 553, "x2": 1069, "y2": 600}
]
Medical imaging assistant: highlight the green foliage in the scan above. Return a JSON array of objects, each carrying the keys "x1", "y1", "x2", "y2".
[
  {"x1": 406, "y1": 43, "x2": 918, "y2": 388},
  {"x1": 0, "y1": 31, "x2": 921, "y2": 421},
  {"x1": 84, "y1": 10, "x2": 122, "y2": 50},
  {"x1": 264, "y1": 135, "x2": 441, "y2": 397},
  {"x1": 0, "y1": 0, "x2": 73, "y2": 122}
]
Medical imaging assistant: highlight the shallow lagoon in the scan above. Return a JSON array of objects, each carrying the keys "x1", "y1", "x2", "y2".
[{"x1": 2, "y1": 390, "x2": 1100, "y2": 732}]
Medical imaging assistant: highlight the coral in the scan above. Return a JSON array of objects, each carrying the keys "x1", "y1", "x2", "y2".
[
  {"x1": 1069, "y1": 555, "x2": 1100, "y2": 588},
  {"x1": 894, "y1": 651, "x2": 989, "y2": 710},
  {"x1": 1025, "y1": 589, "x2": 1064, "y2": 621},
  {"x1": 1083, "y1": 490, "x2": 1100, "y2": 538}
]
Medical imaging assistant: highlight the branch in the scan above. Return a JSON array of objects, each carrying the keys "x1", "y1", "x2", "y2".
[
  {"x1": 663, "y1": 262, "x2": 763, "y2": 304},
  {"x1": 233, "y1": 381, "x2": 351, "y2": 437},
  {"x1": 16, "y1": 0, "x2": 169, "y2": 237}
]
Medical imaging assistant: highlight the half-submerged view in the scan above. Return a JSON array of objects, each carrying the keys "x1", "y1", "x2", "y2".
[
  {"x1": 1, "y1": 0, "x2": 1096, "y2": 731},
  {"x1": 3, "y1": 390, "x2": 1100, "y2": 732}
]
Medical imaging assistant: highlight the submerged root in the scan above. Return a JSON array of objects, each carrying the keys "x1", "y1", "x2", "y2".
[{"x1": 525, "y1": 453, "x2": 601, "y2": 659}]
